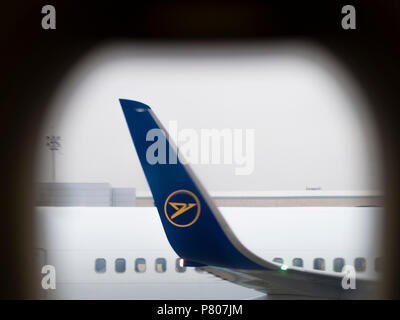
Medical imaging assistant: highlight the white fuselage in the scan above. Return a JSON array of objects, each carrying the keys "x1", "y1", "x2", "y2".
[{"x1": 35, "y1": 206, "x2": 382, "y2": 299}]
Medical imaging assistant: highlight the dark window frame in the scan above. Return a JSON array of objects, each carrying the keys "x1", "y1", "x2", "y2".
[
  {"x1": 115, "y1": 258, "x2": 126, "y2": 273},
  {"x1": 95, "y1": 258, "x2": 106, "y2": 273},
  {"x1": 313, "y1": 258, "x2": 326, "y2": 271},
  {"x1": 273, "y1": 257, "x2": 284, "y2": 264},
  {"x1": 333, "y1": 257, "x2": 345, "y2": 272},
  {"x1": 135, "y1": 258, "x2": 146, "y2": 273},
  {"x1": 175, "y1": 258, "x2": 186, "y2": 273},
  {"x1": 155, "y1": 257, "x2": 167, "y2": 273},
  {"x1": 292, "y1": 258, "x2": 304, "y2": 267},
  {"x1": 354, "y1": 257, "x2": 367, "y2": 272}
]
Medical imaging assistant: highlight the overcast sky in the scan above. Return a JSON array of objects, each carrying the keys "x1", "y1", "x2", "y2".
[{"x1": 35, "y1": 42, "x2": 383, "y2": 195}]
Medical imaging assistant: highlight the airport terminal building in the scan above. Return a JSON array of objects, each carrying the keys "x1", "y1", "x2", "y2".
[{"x1": 36, "y1": 183, "x2": 382, "y2": 207}]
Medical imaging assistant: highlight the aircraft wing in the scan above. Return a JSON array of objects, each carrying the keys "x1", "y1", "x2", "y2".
[
  {"x1": 201, "y1": 265, "x2": 377, "y2": 299},
  {"x1": 119, "y1": 99, "x2": 377, "y2": 299}
]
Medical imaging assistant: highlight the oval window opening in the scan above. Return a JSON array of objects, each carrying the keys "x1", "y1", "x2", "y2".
[{"x1": 34, "y1": 42, "x2": 384, "y2": 299}]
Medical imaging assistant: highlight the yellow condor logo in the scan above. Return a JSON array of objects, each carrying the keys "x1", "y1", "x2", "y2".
[{"x1": 164, "y1": 190, "x2": 201, "y2": 227}]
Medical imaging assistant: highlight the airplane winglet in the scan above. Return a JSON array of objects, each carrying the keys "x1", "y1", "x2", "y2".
[
  {"x1": 120, "y1": 99, "x2": 276, "y2": 270},
  {"x1": 119, "y1": 99, "x2": 151, "y2": 111}
]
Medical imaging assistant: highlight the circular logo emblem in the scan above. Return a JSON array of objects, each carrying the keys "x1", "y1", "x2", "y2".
[{"x1": 164, "y1": 190, "x2": 201, "y2": 227}]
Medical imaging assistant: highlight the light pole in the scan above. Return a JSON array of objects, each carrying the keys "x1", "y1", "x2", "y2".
[{"x1": 46, "y1": 135, "x2": 61, "y2": 182}]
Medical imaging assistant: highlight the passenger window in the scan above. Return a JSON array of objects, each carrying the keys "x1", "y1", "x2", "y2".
[
  {"x1": 333, "y1": 258, "x2": 345, "y2": 272},
  {"x1": 354, "y1": 257, "x2": 366, "y2": 272},
  {"x1": 292, "y1": 258, "x2": 303, "y2": 267},
  {"x1": 375, "y1": 257, "x2": 382, "y2": 273},
  {"x1": 313, "y1": 258, "x2": 325, "y2": 270},
  {"x1": 135, "y1": 258, "x2": 146, "y2": 273},
  {"x1": 273, "y1": 257, "x2": 284, "y2": 264},
  {"x1": 95, "y1": 258, "x2": 106, "y2": 273},
  {"x1": 176, "y1": 258, "x2": 186, "y2": 273},
  {"x1": 115, "y1": 258, "x2": 126, "y2": 273},
  {"x1": 155, "y1": 258, "x2": 167, "y2": 273}
]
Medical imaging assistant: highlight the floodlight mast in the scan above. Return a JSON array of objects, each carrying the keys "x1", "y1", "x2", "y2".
[{"x1": 45, "y1": 135, "x2": 61, "y2": 182}]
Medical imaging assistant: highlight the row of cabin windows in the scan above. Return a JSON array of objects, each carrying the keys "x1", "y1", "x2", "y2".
[
  {"x1": 95, "y1": 258, "x2": 188, "y2": 274},
  {"x1": 272, "y1": 257, "x2": 382, "y2": 272},
  {"x1": 96, "y1": 257, "x2": 382, "y2": 273}
]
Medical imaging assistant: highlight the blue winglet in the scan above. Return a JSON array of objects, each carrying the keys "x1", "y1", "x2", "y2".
[{"x1": 120, "y1": 99, "x2": 274, "y2": 270}]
